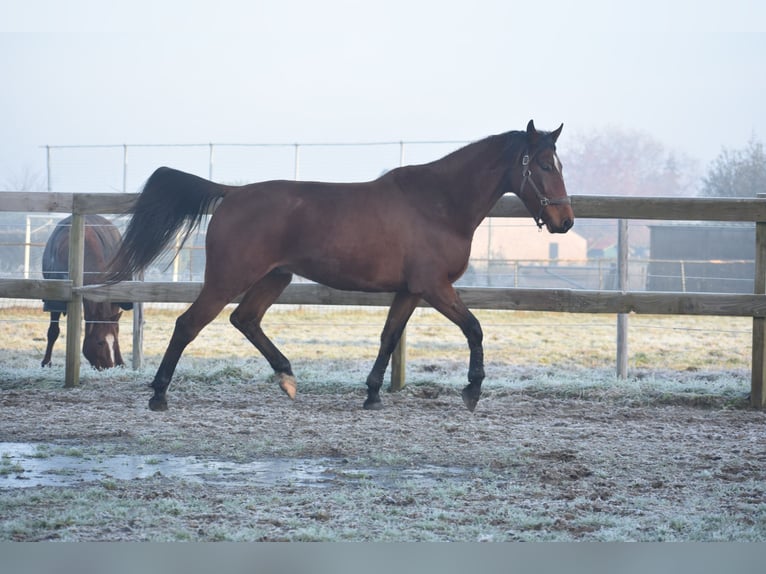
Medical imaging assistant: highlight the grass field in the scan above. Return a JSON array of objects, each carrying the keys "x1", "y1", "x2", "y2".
[{"x1": 0, "y1": 304, "x2": 752, "y2": 373}]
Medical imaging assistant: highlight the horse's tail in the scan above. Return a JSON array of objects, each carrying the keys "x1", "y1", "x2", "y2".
[{"x1": 106, "y1": 167, "x2": 227, "y2": 282}]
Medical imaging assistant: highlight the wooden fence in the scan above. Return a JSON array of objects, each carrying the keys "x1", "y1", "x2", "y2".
[{"x1": 2, "y1": 191, "x2": 766, "y2": 408}]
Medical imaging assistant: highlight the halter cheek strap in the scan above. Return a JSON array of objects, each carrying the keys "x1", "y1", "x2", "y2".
[{"x1": 519, "y1": 153, "x2": 571, "y2": 229}]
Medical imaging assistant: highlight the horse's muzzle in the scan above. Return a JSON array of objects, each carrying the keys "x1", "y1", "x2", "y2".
[{"x1": 547, "y1": 217, "x2": 574, "y2": 234}]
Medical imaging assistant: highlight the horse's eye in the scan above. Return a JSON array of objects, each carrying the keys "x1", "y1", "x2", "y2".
[{"x1": 541, "y1": 163, "x2": 553, "y2": 172}]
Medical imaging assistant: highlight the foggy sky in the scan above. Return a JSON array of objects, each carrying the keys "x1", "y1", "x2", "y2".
[{"x1": 1, "y1": 0, "x2": 764, "y2": 189}]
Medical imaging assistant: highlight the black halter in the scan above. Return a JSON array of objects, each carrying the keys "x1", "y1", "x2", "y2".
[{"x1": 519, "y1": 152, "x2": 571, "y2": 229}]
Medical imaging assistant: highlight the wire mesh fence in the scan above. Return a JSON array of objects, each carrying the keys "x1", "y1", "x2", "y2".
[
  {"x1": 41, "y1": 140, "x2": 471, "y2": 193},
  {"x1": 0, "y1": 215, "x2": 755, "y2": 310},
  {"x1": 1, "y1": 139, "x2": 757, "y2": 307}
]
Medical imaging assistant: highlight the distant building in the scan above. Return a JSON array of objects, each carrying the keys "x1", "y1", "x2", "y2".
[
  {"x1": 647, "y1": 223, "x2": 754, "y2": 293},
  {"x1": 470, "y1": 219, "x2": 588, "y2": 264},
  {"x1": 462, "y1": 219, "x2": 590, "y2": 288}
]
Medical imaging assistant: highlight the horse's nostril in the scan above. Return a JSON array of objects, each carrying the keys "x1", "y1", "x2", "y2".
[{"x1": 562, "y1": 219, "x2": 573, "y2": 232}]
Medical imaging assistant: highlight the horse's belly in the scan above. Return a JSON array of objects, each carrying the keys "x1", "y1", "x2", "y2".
[{"x1": 285, "y1": 258, "x2": 405, "y2": 293}]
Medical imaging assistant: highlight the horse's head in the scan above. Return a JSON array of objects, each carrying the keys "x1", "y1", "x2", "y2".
[
  {"x1": 82, "y1": 305, "x2": 123, "y2": 370},
  {"x1": 516, "y1": 120, "x2": 574, "y2": 234}
]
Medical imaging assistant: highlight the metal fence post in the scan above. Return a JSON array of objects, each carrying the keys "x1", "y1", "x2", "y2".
[
  {"x1": 46, "y1": 145, "x2": 52, "y2": 192},
  {"x1": 616, "y1": 219, "x2": 629, "y2": 378},
  {"x1": 209, "y1": 143, "x2": 214, "y2": 180},
  {"x1": 24, "y1": 216, "x2": 31, "y2": 279},
  {"x1": 122, "y1": 144, "x2": 128, "y2": 193}
]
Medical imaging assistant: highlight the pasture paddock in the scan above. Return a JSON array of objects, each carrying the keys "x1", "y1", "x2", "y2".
[
  {"x1": 0, "y1": 319, "x2": 763, "y2": 541},
  {"x1": 1, "y1": 189, "x2": 765, "y2": 540},
  {"x1": 0, "y1": 306, "x2": 751, "y2": 374},
  {"x1": 1, "y1": 190, "x2": 766, "y2": 405}
]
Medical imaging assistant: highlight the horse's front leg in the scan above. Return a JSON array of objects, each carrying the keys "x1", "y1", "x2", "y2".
[
  {"x1": 423, "y1": 285, "x2": 484, "y2": 412},
  {"x1": 111, "y1": 309, "x2": 125, "y2": 367},
  {"x1": 364, "y1": 292, "x2": 420, "y2": 410},
  {"x1": 113, "y1": 336, "x2": 125, "y2": 367},
  {"x1": 41, "y1": 311, "x2": 61, "y2": 367},
  {"x1": 461, "y1": 318, "x2": 485, "y2": 412}
]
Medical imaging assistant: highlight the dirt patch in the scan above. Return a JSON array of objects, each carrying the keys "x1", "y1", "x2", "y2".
[{"x1": 1, "y1": 360, "x2": 765, "y2": 541}]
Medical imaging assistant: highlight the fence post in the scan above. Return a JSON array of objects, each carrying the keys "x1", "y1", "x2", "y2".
[
  {"x1": 64, "y1": 212, "x2": 84, "y2": 388},
  {"x1": 132, "y1": 270, "x2": 144, "y2": 370},
  {"x1": 616, "y1": 219, "x2": 629, "y2": 378},
  {"x1": 390, "y1": 143, "x2": 407, "y2": 391},
  {"x1": 751, "y1": 194, "x2": 766, "y2": 408}
]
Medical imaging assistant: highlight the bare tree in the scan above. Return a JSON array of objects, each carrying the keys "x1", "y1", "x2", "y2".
[
  {"x1": 3, "y1": 167, "x2": 44, "y2": 193},
  {"x1": 563, "y1": 126, "x2": 699, "y2": 198},
  {"x1": 561, "y1": 127, "x2": 700, "y2": 253},
  {"x1": 700, "y1": 135, "x2": 766, "y2": 198}
]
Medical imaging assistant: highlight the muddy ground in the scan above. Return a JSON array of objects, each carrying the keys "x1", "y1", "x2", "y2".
[{"x1": 1, "y1": 359, "x2": 765, "y2": 541}]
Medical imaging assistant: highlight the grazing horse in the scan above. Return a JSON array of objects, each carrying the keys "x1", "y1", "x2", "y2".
[
  {"x1": 42, "y1": 214, "x2": 133, "y2": 370},
  {"x1": 108, "y1": 120, "x2": 573, "y2": 412}
]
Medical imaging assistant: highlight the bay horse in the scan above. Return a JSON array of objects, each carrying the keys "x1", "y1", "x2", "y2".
[
  {"x1": 107, "y1": 120, "x2": 573, "y2": 412},
  {"x1": 42, "y1": 214, "x2": 133, "y2": 370}
]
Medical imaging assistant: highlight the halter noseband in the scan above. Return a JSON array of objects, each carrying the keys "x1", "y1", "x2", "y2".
[{"x1": 519, "y1": 152, "x2": 571, "y2": 230}]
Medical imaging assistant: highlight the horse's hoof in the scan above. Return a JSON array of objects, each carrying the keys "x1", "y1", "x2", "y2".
[
  {"x1": 461, "y1": 386, "x2": 481, "y2": 412},
  {"x1": 148, "y1": 395, "x2": 168, "y2": 412},
  {"x1": 276, "y1": 374, "x2": 297, "y2": 400},
  {"x1": 363, "y1": 398, "x2": 383, "y2": 411}
]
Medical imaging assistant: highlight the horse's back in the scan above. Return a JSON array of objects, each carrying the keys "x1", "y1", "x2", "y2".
[
  {"x1": 213, "y1": 179, "x2": 409, "y2": 248},
  {"x1": 42, "y1": 214, "x2": 131, "y2": 312},
  {"x1": 43, "y1": 214, "x2": 119, "y2": 276},
  {"x1": 82, "y1": 214, "x2": 124, "y2": 278},
  {"x1": 206, "y1": 177, "x2": 468, "y2": 292}
]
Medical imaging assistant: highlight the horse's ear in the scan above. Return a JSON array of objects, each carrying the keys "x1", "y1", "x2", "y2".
[
  {"x1": 526, "y1": 119, "x2": 539, "y2": 146},
  {"x1": 551, "y1": 123, "x2": 563, "y2": 144},
  {"x1": 111, "y1": 311, "x2": 123, "y2": 323}
]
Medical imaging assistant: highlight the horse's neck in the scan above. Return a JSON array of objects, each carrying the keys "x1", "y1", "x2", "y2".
[
  {"x1": 83, "y1": 300, "x2": 113, "y2": 323},
  {"x1": 404, "y1": 132, "x2": 519, "y2": 234}
]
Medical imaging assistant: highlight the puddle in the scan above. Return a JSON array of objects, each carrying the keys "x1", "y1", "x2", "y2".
[
  {"x1": 0, "y1": 443, "x2": 337, "y2": 489},
  {"x1": 0, "y1": 443, "x2": 469, "y2": 489}
]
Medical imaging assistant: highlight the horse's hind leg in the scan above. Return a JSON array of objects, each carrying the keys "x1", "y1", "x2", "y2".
[
  {"x1": 41, "y1": 311, "x2": 61, "y2": 367},
  {"x1": 229, "y1": 270, "x2": 296, "y2": 398},
  {"x1": 148, "y1": 287, "x2": 233, "y2": 411},
  {"x1": 364, "y1": 291, "x2": 421, "y2": 410}
]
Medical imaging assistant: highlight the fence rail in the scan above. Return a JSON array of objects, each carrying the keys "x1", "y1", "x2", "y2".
[
  {"x1": 2, "y1": 191, "x2": 766, "y2": 407},
  {"x1": 3, "y1": 191, "x2": 766, "y2": 220},
  {"x1": 4, "y1": 279, "x2": 766, "y2": 317}
]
